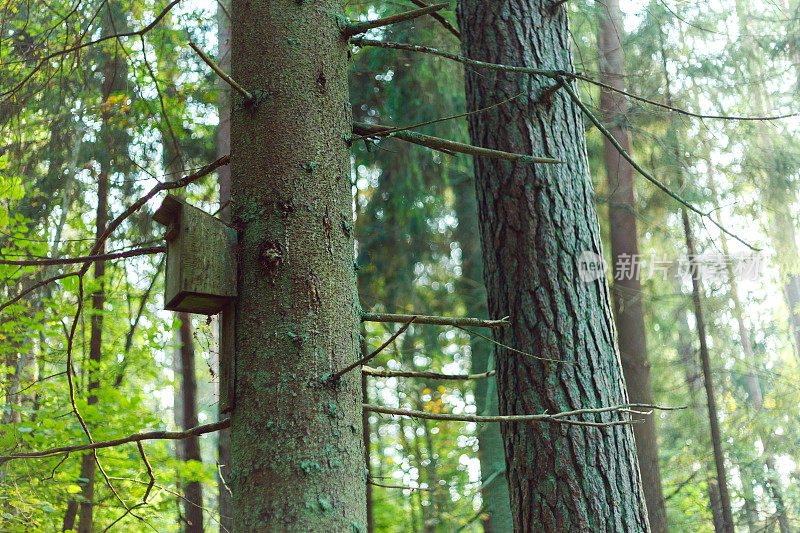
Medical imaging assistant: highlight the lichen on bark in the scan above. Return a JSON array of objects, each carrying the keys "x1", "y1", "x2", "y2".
[{"x1": 229, "y1": 0, "x2": 366, "y2": 529}]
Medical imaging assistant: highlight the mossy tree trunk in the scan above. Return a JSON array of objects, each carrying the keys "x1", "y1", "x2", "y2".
[
  {"x1": 229, "y1": 0, "x2": 366, "y2": 529},
  {"x1": 457, "y1": 2, "x2": 649, "y2": 530},
  {"x1": 596, "y1": 1, "x2": 667, "y2": 530}
]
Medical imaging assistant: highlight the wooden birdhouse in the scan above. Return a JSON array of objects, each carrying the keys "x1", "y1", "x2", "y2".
[{"x1": 153, "y1": 195, "x2": 237, "y2": 314}]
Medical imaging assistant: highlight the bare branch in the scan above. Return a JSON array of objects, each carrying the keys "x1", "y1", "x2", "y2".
[
  {"x1": 351, "y1": 38, "x2": 798, "y2": 122},
  {"x1": 349, "y1": 90, "x2": 527, "y2": 144},
  {"x1": 343, "y1": 3, "x2": 449, "y2": 37},
  {"x1": 361, "y1": 312, "x2": 509, "y2": 329},
  {"x1": 0, "y1": 420, "x2": 231, "y2": 463},
  {"x1": 368, "y1": 478, "x2": 433, "y2": 491},
  {"x1": 331, "y1": 316, "x2": 416, "y2": 380},
  {"x1": 0, "y1": 246, "x2": 165, "y2": 266},
  {"x1": 363, "y1": 366, "x2": 495, "y2": 380},
  {"x1": 79, "y1": 155, "x2": 230, "y2": 277},
  {"x1": 136, "y1": 442, "x2": 155, "y2": 503},
  {"x1": 353, "y1": 122, "x2": 561, "y2": 164},
  {"x1": 405, "y1": 0, "x2": 460, "y2": 39},
  {"x1": 0, "y1": 156, "x2": 228, "y2": 314},
  {"x1": 455, "y1": 325, "x2": 572, "y2": 364},
  {"x1": 1, "y1": 0, "x2": 182, "y2": 101},
  {"x1": 364, "y1": 403, "x2": 683, "y2": 428},
  {"x1": 189, "y1": 41, "x2": 252, "y2": 101},
  {"x1": 559, "y1": 81, "x2": 759, "y2": 251},
  {"x1": 0, "y1": 272, "x2": 79, "y2": 313}
]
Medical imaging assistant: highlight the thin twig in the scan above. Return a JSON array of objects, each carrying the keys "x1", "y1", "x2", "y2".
[
  {"x1": 0, "y1": 420, "x2": 230, "y2": 462},
  {"x1": 362, "y1": 312, "x2": 509, "y2": 328},
  {"x1": 136, "y1": 442, "x2": 155, "y2": 503},
  {"x1": 0, "y1": 157, "x2": 228, "y2": 313},
  {"x1": 0, "y1": 245, "x2": 165, "y2": 266},
  {"x1": 559, "y1": 81, "x2": 759, "y2": 251},
  {"x1": 0, "y1": 272, "x2": 79, "y2": 313},
  {"x1": 351, "y1": 38, "x2": 798, "y2": 122},
  {"x1": 455, "y1": 325, "x2": 573, "y2": 364},
  {"x1": 100, "y1": 503, "x2": 148, "y2": 533},
  {"x1": 349, "y1": 91, "x2": 528, "y2": 144},
  {"x1": 353, "y1": 122, "x2": 560, "y2": 164},
  {"x1": 189, "y1": 41, "x2": 252, "y2": 101},
  {"x1": 344, "y1": 3, "x2": 449, "y2": 37},
  {"x1": 363, "y1": 366, "x2": 495, "y2": 380},
  {"x1": 331, "y1": 317, "x2": 416, "y2": 380},
  {"x1": 364, "y1": 403, "x2": 683, "y2": 427},
  {"x1": 405, "y1": 0, "x2": 460, "y2": 39},
  {"x1": 1, "y1": 0, "x2": 182, "y2": 101},
  {"x1": 80, "y1": 155, "x2": 230, "y2": 277},
  {"x1": 664, "y1": 470, "x2": 700, "y2": 502},
  {"x1": 368, "y1": 478, "x2": 433, "y2": 491}
]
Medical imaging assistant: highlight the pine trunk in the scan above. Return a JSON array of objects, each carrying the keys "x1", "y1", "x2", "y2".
[
  {"x1": 229, "y1": 0, "x2": 366, "y2": 529},
  {"x1": 457, "y1": 2, "x2": 649, "y2": 530},
  {"x1": 452, "y1": 174, "x2": 512, "y2": 532},
  {"x1": 596, "y1": 2, "x2": 666, "y2": 530}
]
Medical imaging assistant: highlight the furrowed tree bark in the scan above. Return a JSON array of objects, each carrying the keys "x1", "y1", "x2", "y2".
[
  {"x1": 77, "y1": 6, "x2": 127, "y2": 528},
  {"x1": 229, "y1": 0, "x2": 366, "y2": 529},
  {"x1": 596, "y1": 2, "x2": 667, "y2": 530},
  {"x1": 457, "y1": 2, "x2": 649, "y2": 531},
  {"x1": 215, "y1": 1, "x2": 232, "y2": 531},
  {"x1": 452, "y1": 173, "x2": 513, "y2": 532},
  {"x1": 681, "y1": 210, "x2": 734, "y2": 533}
]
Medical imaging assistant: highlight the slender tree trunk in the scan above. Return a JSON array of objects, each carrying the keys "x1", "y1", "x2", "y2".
[
  {"x1": 76, "y1": 6, "x2": 128, "y2": 530},
  {"x1": 457, "y1": 2, "x2": 649, "y2": 530},
  {"x1": 229, "y1": 0, "x2": 366, "y2": 529},
  {"x1": 359, "y1": 326, "x2": 374, "y2": 533},
  {"x1": 361, "y1": 370, "x2": 373, "y2": 533},
  {"x1": 159, "y1": 49, "x2": 204, "y2": 527},
  {"x1": 176, "y1": 316, "x2": 204, "y2": 531},
  {"x1": 763, "y1": 454, "x2": 791, "y2": 533},
  {"x1": 741, "y1": 475, "x2": 759, "y2": 533},
  {"x1": 596, "y1": 2, "x2": 667, "y2": 530},
  {"x1": 674, "y1": 300, "x2": 726, "y2": 533},
  {"x1": 452, "y1": 174, "x2": 512, "y2": 532},
  {"x1": 76, "y1": 132, "x2": 109, "y2": 533},
  {"x1": 398, "y1": 415, "x2": 422, "y2": 533},
  {"x1": 215, "y1": 3, "x2": 232, "y2": 531},
  {"x1": 681, "y1": 210, "x2": 734, "y2": 533}
]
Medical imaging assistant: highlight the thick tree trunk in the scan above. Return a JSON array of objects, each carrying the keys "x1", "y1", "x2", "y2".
[
  {"x1": 452, "y1": 174, "x2": 512, "y2": 532},
  {"x1": 215, "y1": 2, "x2": 232, "y2": 531},
  {"x1": 457, "y1": 2, "x2": 649, "y2": 531},
  {"x1": 681, "y1": 210, "x2": 734, "y2": 533},
  {"x1": 596, "y1": 2, "x2": 667, "y2": 531},
  {"x1": 229, "y1": 0, "x2": 366, "y2": 529}
]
